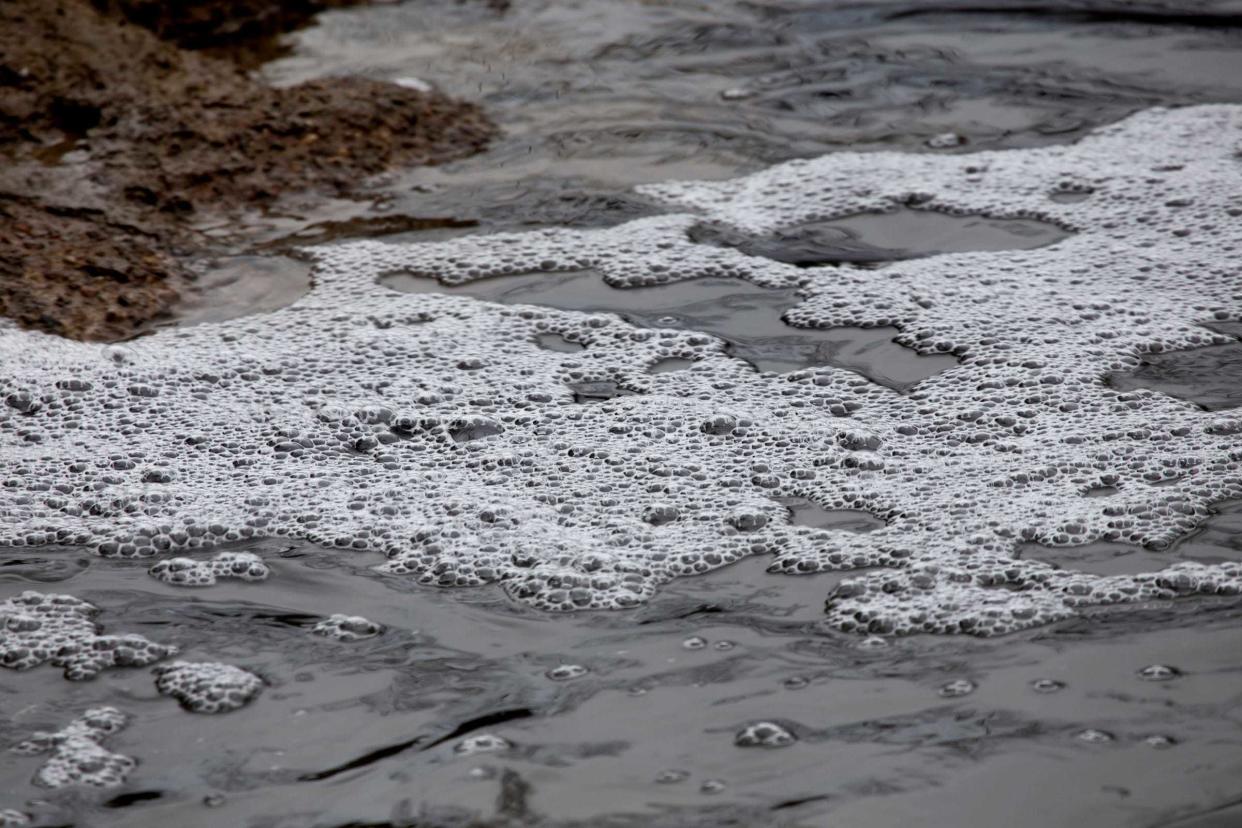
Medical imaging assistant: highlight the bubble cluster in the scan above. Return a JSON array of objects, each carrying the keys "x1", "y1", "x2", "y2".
[
  {"x1": 655, "y1": 769, "x2": 690, "y2": 784},
  {"x1": 152, "y1": 661, "x2": 264, "y2": 713},
  {"x1": 937, "y1": 679, "x2": 976, "y2": 698},
  {"x1": 545, "y1": 663, "x2": 589, "y2": 681},
  {"x1": 148, "y1": 551, "x2": 270, "y2": 587},
  {"x1": 1031, "y1": 678, "x2": 1065, "y2": 693},
  {"x1": 1137, "y1": 664, "x2": 1180, "y2": 681},
  {"x1": 454, "y1": 734, "x2": 511, "y2": 755},
  {"x1": 11, "y1": 707, "x2": 133, "y2": 788},
  {"x1": 0, "y1": 591, "x2": 174, "y2": 680},
  {"x1": 310, "y1": 614, "x2": 383, "y2": 641},
  {"x1": 1075, "y1": 728, "x2": 1114, "y2": 744},
  {"x1": 1, "y1": 106, "x2": 1242, "y2": 634},
  {"x1": 734, "y1": 721, "x2": 797, "y2": 748}
]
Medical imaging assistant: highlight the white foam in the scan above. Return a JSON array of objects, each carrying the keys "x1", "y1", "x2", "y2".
[
  {"x1": 0, "y1": 591, "x2": 174, "y2": 679},
  {"x1": 148, "y1": 550, "x2": 270, "y2": 586},
  {"x1": 11, "y1": 707, "x2": 133, "y2": 788},
  {"x1": 2, "y1": 106, "x2": 1241, "y2": 634}
]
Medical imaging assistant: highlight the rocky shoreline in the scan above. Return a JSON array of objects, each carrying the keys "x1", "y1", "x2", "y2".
[{"x1": 0, "y1": 0, "x2": 496, "y2": 340}]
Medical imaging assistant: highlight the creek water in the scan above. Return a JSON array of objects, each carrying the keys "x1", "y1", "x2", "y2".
[{"x1": 6, "y1": 2, "x2": 1242, "y2": 827}]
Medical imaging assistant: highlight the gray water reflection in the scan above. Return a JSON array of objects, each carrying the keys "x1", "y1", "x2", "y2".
[
  {"x1": 384, "y1": 269, "x2": 958, "y2": 388},
  {"x1": 1108, "y1": 323, "x2": 1242, "y2": 411},
  {"x1": 691, "y1": 207, "x2": 1070, "y2": 267},
  {"x1": 3, "y1": 543, "x2": 1242, "y2": 827}
]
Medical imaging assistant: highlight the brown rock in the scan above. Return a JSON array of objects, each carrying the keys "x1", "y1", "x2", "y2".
[{"x1": 0, "y1": 0, "x2": 496, "y2": 341}]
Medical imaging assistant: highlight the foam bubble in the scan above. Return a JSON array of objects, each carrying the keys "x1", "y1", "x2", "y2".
[
  {"x1": 937, "y1": 678, "x2": 976, "y2": 698},
  {"x1": 545, "y1": 663, "x2": 589, "y2": 681},
  {"x1": 1137, "y1": 664, "x2": 1181, "y2": 681},
  {"x1": 311, "y1": 614, "x2": 383, "y2": 641},
  {"x1": 454, "y1": 734, "x2": 511, "y2": 755},
  {"x1": 1, "y1": 106, "x2": 1241, "y2": 635},
  {"x1": 11, "y1": 707, "x2": 133, "y2": 788},
  {"x1": 1075, "y1": 728, "x2": 1114, "y2": 744},
  {"x1": 734, "y1": 721, "x2": 797, "y2": 748}
]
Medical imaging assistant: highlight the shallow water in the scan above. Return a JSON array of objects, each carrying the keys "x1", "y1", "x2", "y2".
[
  {"x1": 251, "y1": 0, "x2": 1242, "y2": 235},
  {"x1": 382, "y1": 269, "x2": 960, "y2": 387},
  {"x1": 7, "y1": 1, "x2": 1242, "y2": 826},
  {"x1": 4, "y1": 535, "x2": 1242, "y2": 828},
  {"x1": 380, "y1": 208, "x2": 1065, "y2": 386}
]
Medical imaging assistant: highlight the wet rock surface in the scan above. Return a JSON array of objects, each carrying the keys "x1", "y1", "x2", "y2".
[{"x1": 0, "y1": 0, "x2": 495, "y2": 340}]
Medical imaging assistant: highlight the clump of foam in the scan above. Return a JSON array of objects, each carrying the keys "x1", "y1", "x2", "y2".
[
  {"x1": 11, "y1": 707, "x2": 133, "y2": 788},
  {"x1": 148, "y1": 551, "x2": 269, "y2": 587},
  {"x1": 153, "y1": 661, "x2": 264, "y2": 713},
  {"x1": 0, "y1": 591, "x2": 174, "y2": 679},
  {"x1": 2, "y1": 106, "x2": 1242, "y2": 635},
  {"x1": 455, "y1": 734, "x2": 511, "y2": 755},
  {"x1": 734, "y1": 721, "x2": 797, "y2": 748},
  {"x1": 310, "y1": 614, "x2": 382, "y2": 641}
]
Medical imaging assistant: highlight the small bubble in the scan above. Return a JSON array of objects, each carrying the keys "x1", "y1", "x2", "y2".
[
  {"x1": 735, "y1": 721, "x2": 797, "y2": 748},
  {"x1": 455, "y1": 734, "x2": 511, "y2": 756},
  {"x1": 1143, "y1": 734, "x2": 1177, "y2": 749},
  {"x1": 712, "y1": 640, "x2": 736, "y2": 651},
  {"x1": 546, "y1": 664, "x2": 589, "y2": 681},
  {"x1": 700, "y1": 779, "x2": 728, "y2": 794},
  {"x1": 1137, "y1": 664, "x2": 1181, "y2": 681},
  {"x1": 927, "y1": 132, "x2": 967, "y2": 149},
  {"x1": 720, "y1": 88, "x2": 753, "y2": 101},
  {"x1": 938, "y1": 679, "x2": 976, "y2": 698},
  {"x1": 682, "y1": 636, "x2": 708, "y2": 650},
  {"x1": 783, "y1": 676, "x2": 808, "y2": 690},
  {"x1": 202, "y1": 794, "x2": 225, "y2": 808},
  {"x1": 1075, "y1": 728, "x2": 1114, "y2": 744},
  {"x1": 1031, "y1": 678, "x2": 1065, "y2": 693},
  {"x1": 655, "y1": 769, "x2": 690, "y2": 784}
]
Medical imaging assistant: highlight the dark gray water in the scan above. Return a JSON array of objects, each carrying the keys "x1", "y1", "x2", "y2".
[
  {"x1": 380, "y1": 209, "x2": 1066, "y2": 387},
  {"x1": 6, "y1": 524, "x2": 1242, "y2": 828},
  {"x1": 383, "y1": 269, "x2": 962, "y2": 388},
  {"x1": 7, "y1": 2, "x2": 1242, "y2": 826},
  {"x1": 1108, "y1": 324, "x2": 1242, "y2": 412},
  {"x1": 250, "y1": 0, "x2": 1242, "y2": 238}
]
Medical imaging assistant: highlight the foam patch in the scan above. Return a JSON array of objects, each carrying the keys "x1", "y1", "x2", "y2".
[
  {"x1": 153, "y1": 661, "x2": 264, "y2": 713},
  {"x1": 2, "y1": 106, "x2": 1241, "y2": 635},
  {"x1": 148, "y1": 550, "x2": 270, "y2": 587},
  {"x1": 0, "y1": 591, "x2": 175, "y2": 679},
  {"x1": 11, "y1": 707, "x2": 133, "y2": 788},
  {"x1": 311, "y1": 614, "x2": 383, "y2": 641}
]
